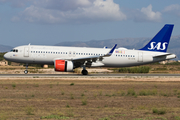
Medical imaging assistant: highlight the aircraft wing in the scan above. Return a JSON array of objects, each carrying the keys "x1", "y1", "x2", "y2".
[
  {"x1": 72, "y1": 55, "x2": 100, "y2": 61},
  {"x1": 72, "y1": 44, "x2": 117, "y2": 62}
]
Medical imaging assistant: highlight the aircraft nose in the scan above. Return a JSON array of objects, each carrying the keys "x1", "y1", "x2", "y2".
[{"x1": 4, "y1": 53, "x2": 10, "y2": 60}]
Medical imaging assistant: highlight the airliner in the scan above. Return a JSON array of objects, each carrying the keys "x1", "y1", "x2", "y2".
[{"x1": 4, "y1": 24, "x2": 176, "y2": 75}]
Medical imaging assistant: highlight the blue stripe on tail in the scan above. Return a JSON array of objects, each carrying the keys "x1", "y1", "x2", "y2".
[{"x1": 139, "y1": 24, "x2": 174, "y2": 52}]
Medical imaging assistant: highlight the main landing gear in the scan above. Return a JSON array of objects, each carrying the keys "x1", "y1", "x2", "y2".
[
  {"x1": 82, "y1": 69, "x2": 88, "y2": 75},
  {"x1": 81, "y1": 65, "x2": 88, "y2": 75},
  {"x1": 24, "y1": 64, "x2": 28, "y2": 74}
]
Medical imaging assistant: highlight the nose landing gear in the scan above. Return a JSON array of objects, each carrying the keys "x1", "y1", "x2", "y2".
[{"x1": 24, "y1": 64, "x2": 28, "y2": 74}]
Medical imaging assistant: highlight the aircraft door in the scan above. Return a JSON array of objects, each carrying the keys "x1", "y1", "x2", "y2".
[
  {"x1": 24, "y1": 47, "x2": 29, "y2": 57},
  {"x1": 138, "y1": 52, "x2": 143, "y2": 62}
]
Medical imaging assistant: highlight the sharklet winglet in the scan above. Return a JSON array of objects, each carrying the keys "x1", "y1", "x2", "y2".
[{"x1": 104, "y1": 44, "x2": 117, "y2": 57}]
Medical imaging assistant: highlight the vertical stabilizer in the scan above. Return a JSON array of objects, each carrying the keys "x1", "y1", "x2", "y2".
[{"x1": 139, "y1": 24, "x2": 174, "y2": 52}]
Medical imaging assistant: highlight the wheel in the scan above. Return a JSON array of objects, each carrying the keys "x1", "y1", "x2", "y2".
[
  {"x1": 81, "y1": 70, "x2": 88, "y2": 75},
  {"x1": 24, "y1": 70, "x2": 28, "y2": 74}
]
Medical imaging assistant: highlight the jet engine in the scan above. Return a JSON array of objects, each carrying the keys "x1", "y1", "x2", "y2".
[{"x1": 54, "y1": 60, "x2": 73, "y2": 72}]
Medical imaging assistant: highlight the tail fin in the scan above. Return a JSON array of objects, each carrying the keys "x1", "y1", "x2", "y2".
[{"x1": 139, "y1": 24, "x2": 174, "y2": 52}]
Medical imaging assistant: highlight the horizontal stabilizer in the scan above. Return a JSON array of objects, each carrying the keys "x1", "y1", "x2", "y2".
[
  {"x1": 153, "y1": 53, "x2": 176, "y2": 60},
  {"x1": 153, "y1": 53, "x2": 171, "y2": 58}
]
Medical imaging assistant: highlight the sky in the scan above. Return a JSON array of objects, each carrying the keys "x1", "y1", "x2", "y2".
[{"x1": 0, "y1": 0, "x2": 180, "y2": 47}]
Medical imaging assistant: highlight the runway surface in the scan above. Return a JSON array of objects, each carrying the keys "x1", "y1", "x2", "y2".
[{"x1": 0, "y1": 73, "x2": 180, "y2": 78}]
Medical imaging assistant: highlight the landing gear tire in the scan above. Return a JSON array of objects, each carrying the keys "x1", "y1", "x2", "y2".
[
  {"x1": 24, "y1": 70, "x2": 28, "y2": 74},
  {"x1": 24, "y1": 64, "x2": 29, "y2": 74},
  {"x1": 82, "y1": 70, "x2": 88, "y2": 75}
]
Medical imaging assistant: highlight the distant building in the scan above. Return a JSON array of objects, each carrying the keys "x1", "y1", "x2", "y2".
[
  {"x1": 160, "y1": 60, "x2": 177, "y2": 64},
  {"x1": 43, "y1": 64, "x2": 48, "y2": 68},
  {"x1": 0, "y1": 60, "x2": 8, "y2": 66}
]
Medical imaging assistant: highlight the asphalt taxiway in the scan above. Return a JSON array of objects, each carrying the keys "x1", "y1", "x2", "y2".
[{"x1": 0, "y1": 73, "x2": 180, "y2": 78}]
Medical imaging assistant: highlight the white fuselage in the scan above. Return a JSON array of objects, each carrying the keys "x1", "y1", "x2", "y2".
[{"x1": 4, "y1": 45, "x2": 176, "y2": 68}]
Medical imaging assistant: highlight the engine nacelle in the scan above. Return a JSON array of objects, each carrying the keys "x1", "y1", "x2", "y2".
[{"x1": 54, "y1": 60, "x2": 73, "y2": 72}]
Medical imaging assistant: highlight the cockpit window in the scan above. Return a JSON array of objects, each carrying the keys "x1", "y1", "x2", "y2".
[{"x1": 11, "y1": 49, "x2": 18, "y2": 52}]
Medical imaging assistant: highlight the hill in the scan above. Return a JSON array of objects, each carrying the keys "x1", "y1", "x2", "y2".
[{"x1": 0, "y1": 44, "x2": 12, "y2": 52}]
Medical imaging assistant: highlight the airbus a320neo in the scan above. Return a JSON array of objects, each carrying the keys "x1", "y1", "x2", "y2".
[{"x1": 4, "y1": 24, "x2": 176, "y2": 75}]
